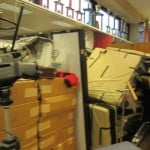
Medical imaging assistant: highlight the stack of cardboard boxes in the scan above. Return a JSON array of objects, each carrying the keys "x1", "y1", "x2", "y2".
[
  {"x1": 37, "y1": 78, "x2": 77, "y2": 150},
  {"x1": 0, "y1": 79, "x2": 39, "y2": 149},
  {"x1": 0, "y1": 78, "x2": 77, "y2": 150}
]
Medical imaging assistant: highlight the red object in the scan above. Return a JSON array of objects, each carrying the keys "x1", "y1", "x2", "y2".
[
  {"x1": 64, "y1": 73, "x2": 78, "y2": 87},
  {"x1": 69, "y1": 0, "x2": 72, "y2": 7},
  {"x1": 78, "y1": 0, "x2": 81, "y2": 11},
  {"x1": 56, "y1": 71, "x2": 66, "y2": 77},
  {"x1": 144, "y1": 29, "x2": 150, "y2": 42},
  {"x1": 57, "y1": 72, "x2": 78, "y2": 87}
]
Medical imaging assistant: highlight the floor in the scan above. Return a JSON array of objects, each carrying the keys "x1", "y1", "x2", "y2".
[{"x1": 138, "y1": 130, "x2": 150, "y2": 150}]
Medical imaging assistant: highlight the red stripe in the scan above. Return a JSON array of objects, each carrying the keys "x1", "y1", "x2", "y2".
[
  {"x1": 79, "y1": 0, "x2": 81, "y2": 11},
  {"x1": 69, "y1": 0, "x2": 72, "y2": 7}
]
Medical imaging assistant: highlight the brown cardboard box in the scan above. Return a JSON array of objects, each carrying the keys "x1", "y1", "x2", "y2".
[
  {"x1": 39, "y1": 125, "x2": 74, "y2": 150},
  {"x1": 10, "y1": 79, "x2": 38, "y2": 106},
  {"x1": 38, "y1": 109, "x2": 75, "y2": 136},
  {"x1": 0, "y1": 101, "x2": 39, "y2": 128},
  {"x1": 21, "y1": 139, "x2": 38, "y2": 150},
  {"x1": 37, "y1": 78, "x2": 77, "y2": 98},
  {"x1": 0, "y1": 121, "x2": 37, "y2": 147},
  {"x1": 41, "y1": 93, "x2": 76, "y2": 117},
  {"x1": 53, "y1": 136, "x2": 76, "y2": 150}
]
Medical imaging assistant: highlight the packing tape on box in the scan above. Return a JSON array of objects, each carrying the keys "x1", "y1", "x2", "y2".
[
  {"x1": 41, "y1": 85, "x2": 52, "y2": 94},
  {"x1": 25, "y1": 127, "x2": 37, "y2": 139},
  {"x1": 42, "y1": 104, "x2": 51, "y2": 113},
  {"x1": 39, "y1": 120, "x2": 51, "y2": 132},
  {"x1": 30, "y1": 106, "x2": 39, "y2": 117},
  {"x1": 41, "y1": 136, "x2": 55, "y2": 148},
  {"x1": 25, "y1": 88, "x2": 38, "y2": 97}
]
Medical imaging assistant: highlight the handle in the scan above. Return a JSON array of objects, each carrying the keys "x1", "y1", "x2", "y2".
[{"x1": 127, "y1": 81, "x2": 138, "y2": 101}]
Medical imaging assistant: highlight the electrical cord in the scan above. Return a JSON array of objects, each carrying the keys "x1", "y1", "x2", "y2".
[{"x1": 0, "y1": 18, "x2": 16, "y2": 30}]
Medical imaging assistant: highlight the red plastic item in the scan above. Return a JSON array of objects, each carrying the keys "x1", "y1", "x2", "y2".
[{"x1": 57, "y1": 72, "x2": 78, "y2": 87}]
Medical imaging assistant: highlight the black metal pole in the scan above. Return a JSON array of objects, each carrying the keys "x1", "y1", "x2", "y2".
[{"x1": 11, "y1": 6, "x2": 24, "y2": 52}]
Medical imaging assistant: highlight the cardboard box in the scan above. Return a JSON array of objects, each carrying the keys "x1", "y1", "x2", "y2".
[
  {"x1": 10, "y1": 79, "x2": 38, "y2": 106},
  {"x1": 41, "y1": 93, "x2": 76, "y2": 116},
  {"x1": 21, "y1": 139, "x2": 38, "y2": 150},
  {"x1": 0, "y1": 121, "x2": 37, "y2": 147},
  {"x1": 53, "y1": 136, "x2": 76, "y2": 150},
  {"x1": 37, "y1": 78, "x2": 77, "y2": 98},
  {"x1": 38, "y1": 109, "x2": 75, "y2": 136},
  {"x1": 0, "y1": 101, "x2": 39, "y2": 128},
  {"x1": 39, "y1": 125, "x2": 74, "y2": 150}
]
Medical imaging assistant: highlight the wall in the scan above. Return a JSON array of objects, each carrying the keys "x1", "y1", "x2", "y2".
[
  {"x1": 144, "y1": 29, "x2": 150, "y2": 42},
  {"x1": 110, "y1": 43, "x2": 150, "y2": 53},
  {"x1": 94, "y1": 32, "x2": 113, "y2": 49},
  {"x1": 129, "y1": 23, "x2": 138, "y2": 42}
]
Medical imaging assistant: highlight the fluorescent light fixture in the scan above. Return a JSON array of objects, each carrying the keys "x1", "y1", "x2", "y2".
[
  {"x1": 51, "y1": 21, "x2": 74, "y2": 27},
  {"x1": 0, "y1": 3, "x2": 32, "y2": 14}
]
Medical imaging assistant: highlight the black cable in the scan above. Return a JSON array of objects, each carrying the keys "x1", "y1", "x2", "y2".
[
  {"x1": 0, "y1": 18, "x2": 16, "y2": 30},
  {"x1": 11, "y1": 6, "x2": 24, "y2": 52},
  {"x1": 0, "y1": 18, "x2": 16, "y2": 26},
  {"x1": 0, "y1": 27, "x2": 16, "y2": 30}
]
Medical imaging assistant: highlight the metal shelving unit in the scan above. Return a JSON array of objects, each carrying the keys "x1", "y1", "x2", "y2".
[{"x1": 0, "y1": 0, "x2": 132, "y2": 44}]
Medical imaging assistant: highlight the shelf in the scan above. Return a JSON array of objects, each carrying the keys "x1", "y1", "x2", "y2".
[{"x1": 0, "y1": 0, "x2": 132, "y2": 43}]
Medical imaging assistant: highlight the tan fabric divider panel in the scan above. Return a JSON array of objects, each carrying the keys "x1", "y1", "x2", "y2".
[
  {"x1": 87, "y1": 48, "x2": 141, "y2": 105},
  {"x1": 89, "y1": 104, "x2": 112, "y2": 149}
]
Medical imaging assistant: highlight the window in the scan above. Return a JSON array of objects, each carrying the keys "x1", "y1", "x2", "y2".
[
  {"x1": 82, "y1": 0, "x2": 91, "y2": 9},
  {"x1": 100, "y1": 9, "x2": 108, "y2": 32},
  {"x1": 115, "y1": 18, "x2": 120, "y2": 36},
  {"x1": 49, "y1": 0, "x2": 80, "y2": 18},
  {"x1": 49, "y1": 0, "x2": 55, "y2": 11},
  {"x1": 109, "y1": 15, "x2": 114, "y2": 33},
  {"x1": 38, "y1": 1, "x2": 129, "y2": 40},
  {"x1": 40, "y1": 0, "x2": 49, "y2": 8},
  {"x1": 72, "y1": 0, "x2": 79, "y2": 11},
  {"x1": 96, "y1": 13, "x2": 103, "y2": 30}
]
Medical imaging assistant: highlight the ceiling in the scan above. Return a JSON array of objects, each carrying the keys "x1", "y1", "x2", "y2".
[{"x1": 97, "y1": 0, "x2": 150, "y2": 24}]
